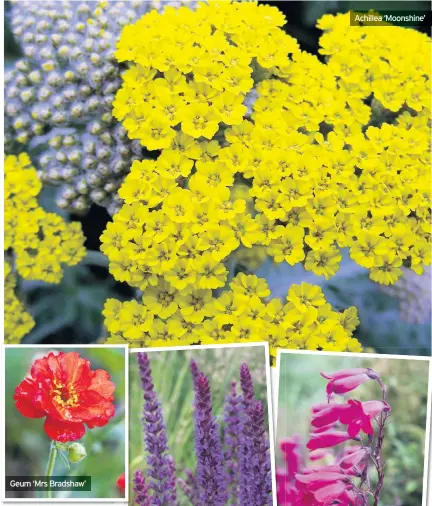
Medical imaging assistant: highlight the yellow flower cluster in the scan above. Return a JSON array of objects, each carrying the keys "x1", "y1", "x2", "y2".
[
  {"x1": 103, "y1": 276, "x2": 362, "y2": 359},
  {"x1": 318, "y1": 12, "x2": 431, "y2": 112},
  {"x1": 5, "y1": 261, "x2": 35, "y2": 344},
  {"x1": 113, "y1": 2, "x2": 299, "y2": 149},
  {"x1": 107, "y1": 2, "x2": 430, "y2": 289},
  {"x1": 5, "y1": 154, "x2": 87, "y2": 283}
]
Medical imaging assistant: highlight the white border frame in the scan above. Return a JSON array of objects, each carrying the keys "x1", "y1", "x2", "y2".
[
  {"x1": 274, "y1": 349, "x2": 432, "y2": 506},
  {"x1": 1, "y1": 344, "x2": 129, "y2": 503},
  {"x1": 129, "y1": 341, "x2": 278, "y2": 506}
]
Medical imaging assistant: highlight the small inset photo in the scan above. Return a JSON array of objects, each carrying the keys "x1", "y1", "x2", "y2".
[
  {"x1": 129, "y1": 343, "x2": 276, "y2": 505},
  {"x1": 3, "y1": 345, "x2": 128, "y2": 502},
  {"x1": 275, "y1": 351, "x2": 431, "y2": 506}
]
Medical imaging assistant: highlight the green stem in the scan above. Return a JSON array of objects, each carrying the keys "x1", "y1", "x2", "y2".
[
  {"x1": 81, "y1": 250, "x2": 109, "y2": 269},
  {"x1": 45, "y1": 442, "x2": 58, "y2": 499}
]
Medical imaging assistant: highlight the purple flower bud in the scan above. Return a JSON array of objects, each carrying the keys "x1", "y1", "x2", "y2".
[
  {"x1": 224, "y1": 382, "x2": 242, "y2": 505},
  {"x1": 193, "y1": 371, "x2": 229, "y2": 506},
  {"x1": 137, "y1": 352, "x2": 177, "y2": 505},
  {"x1": 133, "y1": 470, "x2": 151, "y2": 506}
]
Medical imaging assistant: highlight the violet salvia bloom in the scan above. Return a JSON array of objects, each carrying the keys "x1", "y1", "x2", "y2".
[
  {"x1": 177, "y1": 470, "x2": 200, "y2": 506},
  {"x1": 137, "y1": 352, "x2": 178, "y2": 505},
  {"x1": 133, "y1": 470, "x2": 151, "y2": 506},
  {"x1": 190, "y1": 359, "x2": 201, "y2": 387},
  {"x1": 248, "y1": 401, "x2": 273, "y2": 506},
  {"x1": 193, "y1": 371, "x2": 229, "y2": 506},
  {"x1": 240, "y1": 363, "x2": 255, "y2": 409},
  {"x1": 224, "y1": 381, "x2": 243, "y2": 505},
  {"x1": 239, "y1": 363, "x2": 256, "y2": 506}
]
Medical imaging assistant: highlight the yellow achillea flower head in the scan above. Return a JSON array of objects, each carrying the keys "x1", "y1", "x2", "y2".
[
  {"x1": 113, "y1": 1, "x2": 299, "y2": 149},
  {"x1": 5, "y1": 261, "x2": 35, "y2": 343},
  {"x1": 5, "y1": 154, "x2": 87, "y2": 284},
  {"x1": 108, "y1": 3, "x2": 430, "y2": 289},
  {"x1": 103, "y1": 275, "x2": 362, "y2": 361}
]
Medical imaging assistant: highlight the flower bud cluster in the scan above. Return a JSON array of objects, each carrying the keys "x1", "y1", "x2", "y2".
[
  {"x1": 103, "y1": 276, "x2": 362, "y2": 358},
  {"x1": 5, "y1": 153, "x2": 86, "y2": 285}
]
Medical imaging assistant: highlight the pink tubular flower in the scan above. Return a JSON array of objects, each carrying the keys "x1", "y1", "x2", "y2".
[
  {"x1": 309, "y1": 449, "x2": 331, "y2": 461},
  {"x1": 307, "y1": 430, "x2": 358, "y2": 451},
  {"x1": 311, "y1": 403, "x2": 349, "y2": 428},
  {"x1": 280, "y1": 436, "x2": 303, "y2": 478},
  {"x1": 339, "y1": 399, "x2": 389, "y2": 438},
  {"x1": 296, "y1": 469, "x2": 353, "y2": 504},
  {"x1": 339, "y1": 447, "x2": 370, "y2": 471},
  {"x1": 321, "y1": 368, "x2": 380, "y2": 400}
]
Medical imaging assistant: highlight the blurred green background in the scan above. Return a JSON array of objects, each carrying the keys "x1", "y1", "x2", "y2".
[
  {"x1": 276, "y1": 353, "x2": 431, "y2": 506},
  {"x1": 129, "y1": 345, "x2": 270, "y2": 505},
  {"x1": 5, "y1": 346, "x2": 126, "y2": 499}
]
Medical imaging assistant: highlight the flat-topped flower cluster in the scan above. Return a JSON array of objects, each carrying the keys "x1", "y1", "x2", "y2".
[{"x1": 4, "y1": 153, "x2": 86, "y2": 342}]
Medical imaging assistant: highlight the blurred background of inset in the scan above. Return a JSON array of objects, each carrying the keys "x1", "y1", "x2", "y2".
[
  {"x1": 4, "y1": 346, "x2": 127, "y2": 499},
  {"x1": 276, "y1": 352, "x2": 431, "y2": 506}
]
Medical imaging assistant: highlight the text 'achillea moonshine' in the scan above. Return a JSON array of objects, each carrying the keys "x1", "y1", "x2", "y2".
[
  {"x1": 14, "y1": 351, "x2": 116, "y2": 442},
  {"x1": 277, "y1": 366, "x2": 391, "y2": 505},
  {"x1": 134, "y1": 352, "x2": 273, "y2": 505},
  {"x1": 100, "y1": 1, "x2": 430, "y2": 354}
]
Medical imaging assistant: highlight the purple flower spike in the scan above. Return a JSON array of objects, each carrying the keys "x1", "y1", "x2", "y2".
[
  {"x1": 177, "y1": 470, "x2": 200, "y2": 506},
  {"x1": 248, "y1": 401, "x2": 273, "y2": 506},
  {"x1": 240, "y1": 363, "x2": 255, "y2": 409},
  {"x1": 190, "y1": 359, "x2": 201, "y2": 387},
  {"x1": 133, "y1": 470, "x2": 151, "y2": 506},
  {"x1": 224, "y1": 382, "x2": 243, "y2": 505},
  {"x1": 193, "y1": 372, "x2": 229, "y2": 506},
  {"x1": 137, "y1": 352, "x2": 178, "y2": 505},
  {"x1": 239, "y1": 363, "x2": 256, "y2": 505}
]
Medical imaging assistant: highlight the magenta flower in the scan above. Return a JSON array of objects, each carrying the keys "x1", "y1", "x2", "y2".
[
  {"x1": 296, "y1": 469, "x2": 353, "y2": 504},
  {"x1": 307, "y1": 430, "x2": 358, "y2": 451},
  {"x1": 339, "y1": 399, "x2": 389, "y2": 438},
  {"x1": 339, "y1": 447, "x2": 370, "y2": 471},
  {"x1": 321, "y1": 368, "x2": 380, "y2": 400}
]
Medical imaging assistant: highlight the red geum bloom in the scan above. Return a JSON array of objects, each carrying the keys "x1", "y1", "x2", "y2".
[
  {"x1": 321, "y1": 368, "x2": 380, "y2": 401},
  {"x1": 116, "y1": 472, "x2": 126, "y2": 493},
  {"x1": 307, "y1": 430, "x2": 359, "y2": 451},
  {"x1": 339, "y1": 399, "x2": 389, "y2": 438},
  {"x1": 14, "y1": 351, "x2": 115, "y2": 442}
]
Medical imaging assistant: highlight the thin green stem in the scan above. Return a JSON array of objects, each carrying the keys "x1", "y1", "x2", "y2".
[{"x1": 45, "y1": 442, "x2": 58, "y2": 499}]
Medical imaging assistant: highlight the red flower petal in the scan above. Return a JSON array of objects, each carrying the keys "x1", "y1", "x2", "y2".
[
  {"x1": 44, "y1": 416, "x2": 85, "y2": 442},
  {"x1": 71, "y1": 390, "x2": 115, "y2": 424},
  {"x1": 14, "y1": 378, "x2": 46, "y2": 418},
  {"x1": 59, "y1": 352, "x2": 92, "y2": 392},
  {"x1": 88, "y1": 369, "x2": 115, "y2": 400}
]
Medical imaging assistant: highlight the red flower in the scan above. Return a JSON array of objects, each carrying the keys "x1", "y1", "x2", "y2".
[
  {"x1": 14, "y1": 351, "x2": 115, "y2": 442},
  {"x1": 116, "y1": 472, "x2": 126, "y2": 493}
]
